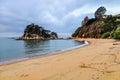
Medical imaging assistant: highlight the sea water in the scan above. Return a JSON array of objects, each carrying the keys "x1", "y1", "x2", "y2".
[{"x1": 0, "y1": 38, "x2": 86, "y2": 64}]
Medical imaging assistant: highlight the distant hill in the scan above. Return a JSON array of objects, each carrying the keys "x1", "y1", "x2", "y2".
[
  {"x1": 19, "y1": 23, "x2": 58, "y2": 40},
  {"x1": 72, "y1": 7, "x2": 120, "y2": 39}
]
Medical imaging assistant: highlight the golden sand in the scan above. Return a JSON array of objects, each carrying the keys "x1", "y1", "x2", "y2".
[{"x1": 0, "y1": 39, "x2": 120, "y2": 80}]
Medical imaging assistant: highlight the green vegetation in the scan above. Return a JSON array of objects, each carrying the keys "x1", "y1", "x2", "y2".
[
  {"x1": 101, "y1": 27, "x2": 120, "y2": 39},
  {"x1": 113, "y1": 27, "x2": 120, "y2": 39},
  {"x1": 101, "y1": 32, "x2": 110, "y2": 38}
]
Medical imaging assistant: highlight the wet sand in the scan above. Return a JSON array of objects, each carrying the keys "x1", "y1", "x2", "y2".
[{"x1": 0, "y1": 39, "x2": 120, "y2": 80}]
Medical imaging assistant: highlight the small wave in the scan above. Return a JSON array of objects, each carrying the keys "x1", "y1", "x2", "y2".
[
  {"x1": 0, "y1": 58, "x2": 29, "y2": 65},
  {"x1": 45, "y1": 40, "x2": 89, "y2": 55}
]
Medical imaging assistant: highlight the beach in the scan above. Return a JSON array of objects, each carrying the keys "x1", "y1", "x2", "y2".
[{"x1": 0, "y1": 39, "x2": 120, "y2": 80}]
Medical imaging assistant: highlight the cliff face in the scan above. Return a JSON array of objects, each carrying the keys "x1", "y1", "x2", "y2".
[
  {"x1": 19, "y1": 23, "x2": 58, "y2": 40},
  {"x1": 72, "y1": 14, "x2": 120, "y2": 38}
]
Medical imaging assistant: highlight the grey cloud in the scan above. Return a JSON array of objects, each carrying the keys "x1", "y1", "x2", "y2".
[{"x1": 0, "y1": 0, "x2": 120, "y2": 37}]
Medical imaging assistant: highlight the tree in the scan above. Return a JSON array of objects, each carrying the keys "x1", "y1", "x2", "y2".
[
  {"x1": 50, "y1": 32, "x2": 58, "y2": 39},
  {"x1": 95, "y1": 6, "x2": 107, "y2": 19},
  {"x1": 82, "y1": 16, "x2": 89, "y2": 25}
]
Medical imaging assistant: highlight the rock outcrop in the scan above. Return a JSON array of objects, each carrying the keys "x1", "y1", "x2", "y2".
[
  {"x1": 19, "y1": 23, "x2": 58, "y2": 40},
  {"x1": 72, "y1": 14, "x2": 120, "y2": 38}
]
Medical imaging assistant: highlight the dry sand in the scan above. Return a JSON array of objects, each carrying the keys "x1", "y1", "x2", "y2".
[{"x1": 0, "y1": 39, "x2": 120, "y2": 80}]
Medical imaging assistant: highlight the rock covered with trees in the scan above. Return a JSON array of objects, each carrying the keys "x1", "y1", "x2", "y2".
[
  {"x1": 19, "y1": 23, "x2": 58, "y2": 40},
  {"x1": 72, "y1": 6, "x2": 120, "y2": 39}
]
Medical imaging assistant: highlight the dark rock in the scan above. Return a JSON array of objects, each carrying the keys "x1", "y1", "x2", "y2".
[{"x1": 19, "y1": 23, "x2": 58, "y2": 40}]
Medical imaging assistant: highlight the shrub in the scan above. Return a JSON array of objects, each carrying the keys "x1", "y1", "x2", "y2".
[
  {"x1": 101, "y1": 32, "x2": 110, "y2": 38},
  {"x1": 116, "y1": 27, "x2": 120, "y2": 31},
  {"x1": 113, "y1": 27, "x2": 120, "y2": 39}
]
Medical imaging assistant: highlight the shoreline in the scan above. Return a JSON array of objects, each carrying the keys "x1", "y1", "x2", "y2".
[
  {"x1": 0, "y1": 38, "x2": 120, "y2": 80},
  {"x1": 0, "y1": 40, "x2": 89, "y2": 66}
]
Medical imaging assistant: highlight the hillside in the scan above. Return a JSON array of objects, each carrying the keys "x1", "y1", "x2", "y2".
[
  {"x1": 19, "y1": 23, "x2": 58, "y2": 40},
  {"x1": 72, "y1": 14, "x2": 120, "y2": 39}
]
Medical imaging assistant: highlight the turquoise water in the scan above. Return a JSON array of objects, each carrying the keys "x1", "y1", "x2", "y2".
[{"x1": 0, "y1": 38, "x2": 85, "y2": 64}]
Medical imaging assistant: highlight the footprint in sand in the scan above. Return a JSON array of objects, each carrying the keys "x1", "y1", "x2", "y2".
[
  {"x1": 91, "y1": 72, "x2": 104, "y2": 80},
  {"x1": 113, "y1": 42, "x2": 120, "y2": 45},
  {"x1": 20, "y1": 74, "x2": 29, "y2": 77}
]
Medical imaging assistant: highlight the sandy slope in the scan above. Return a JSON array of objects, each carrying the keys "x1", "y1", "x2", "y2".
[{"x1": 0, "y1": 39, "x2": 120, "y2": 80}]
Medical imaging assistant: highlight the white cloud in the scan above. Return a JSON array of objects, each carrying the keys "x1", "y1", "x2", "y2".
[
  {"x1": 0, "y1": 6, "x2": 32, "y2": 23},
  {"x1": 63, "y1": 5, "x2": 97, "y2": 22},
  {"x1": 42, "y1": 12, "x2": 58, "y2": 23},
  {"x1": 106, "y1": 6, "x2": 120, "y2": 15},
  {"x1": 65, "y1": 5, "x2": 95, "y2": 17}
]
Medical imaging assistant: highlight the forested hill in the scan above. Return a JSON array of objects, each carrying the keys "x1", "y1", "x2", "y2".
[{"x1": 72, "y1": 6, "x2": 120, "y2": 39}]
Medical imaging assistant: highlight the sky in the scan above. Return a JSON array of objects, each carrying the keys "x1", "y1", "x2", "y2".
[{"x1": 0, "y1": 0, "x2": 120, "y2": 38}]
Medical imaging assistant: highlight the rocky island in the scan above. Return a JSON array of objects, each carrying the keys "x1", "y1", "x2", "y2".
[{"x1": 19, "y1": 23, "x2": 58, "y2": 40}]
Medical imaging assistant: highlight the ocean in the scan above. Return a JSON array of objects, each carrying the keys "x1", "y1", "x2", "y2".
[{"x1": 0, "y1": 38, "x2": 87, "y2": 64}]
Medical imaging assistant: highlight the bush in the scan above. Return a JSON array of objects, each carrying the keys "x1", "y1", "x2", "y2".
[
  {"x1": 113, "y1": 27, "x2": 120, "y2": 39},
  {"x1": 101, "y1": 32, "x2": 110, "y2": 38},
  {"x1": 116, "y1": 27, "x2": 120, "y2": 31}
]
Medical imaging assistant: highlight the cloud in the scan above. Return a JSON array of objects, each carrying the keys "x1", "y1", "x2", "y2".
[
  {"x1": 0, "y1": 0, "x2": 120, "y2": 37},
  {"x1": 64, "y1": 5, "x2": 96, "y2": 18},
  {"x1": 106, "y1": 6, "x2": 120, "y2": 15},
  {"x1": 41, "y1": 11, "x2": 59, "y2": 24}
]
